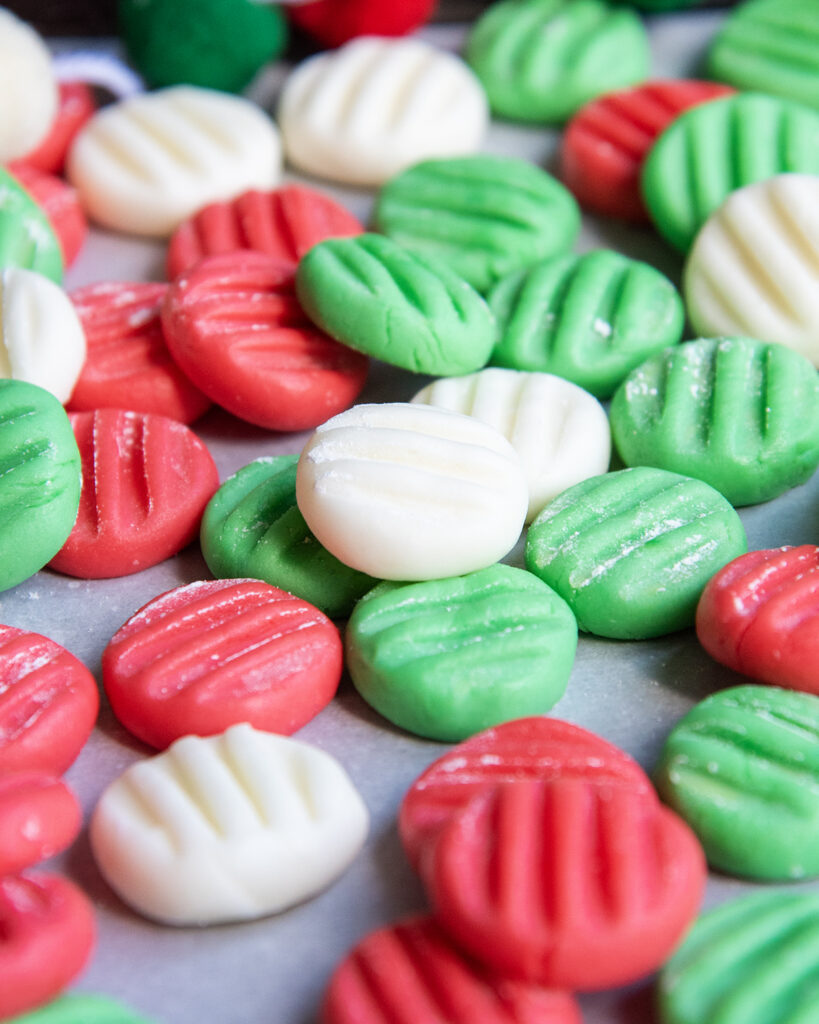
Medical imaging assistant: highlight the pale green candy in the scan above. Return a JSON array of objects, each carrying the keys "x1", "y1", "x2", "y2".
[
  {"x1": 525, "y1": 466, "x2": 747, "y2": 639},
  {"x1": 200, "y1": 455, "x2": 376, "y2": 619},
  {"x1": 659, "y1": 889, "x2": 819, "y2": 1024},
  {"x1": 466, "y1": 0, "x2": 650, "y2": 124},
  {"x1": 296, "y1": 234, "x2": 496, "y2": 377},
  {"x1": 374, "y1": 155, "x2": 580, "y2": 293},
  {"x1": 655, "y1": 685, "x2": 819, "y2": 881},
  {"x1": 9, "y1": 994, "x2": 156, "y2": 1023},
  {"x1": 0, "y1": 166, "x2": 63, "y2": 282},
  {"x1": 346, "y1": 564, "x2": 577, "y2": 742},
  {"x1": 488, "y1": 249, "x2": 684, "y2": 399}
]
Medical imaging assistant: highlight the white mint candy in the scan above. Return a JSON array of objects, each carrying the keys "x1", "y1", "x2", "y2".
[
  {"x1": 0, "y1": 9, "x2": 57, "y2": 162},
  {"x1": 684, "y1": 174, "x2": 819, "y2": 367},
  {"x1": 278, "y1": 36, "x2": 488, "y2": 186},
  {"x1": 412, "y1": 368, "x2": 611, "y2": 523},
  {"x1": 67, "y1": 85, "x2": 282, "y2": 237},
  {"x1": 89, "y1": 724, "x2": 369, "y2": 926},
  {"x1": 296, "y1": 402, "x2": 528, "y2": 580},
  {"x1": 0, "y1": 267, "x2": 86, "y2": 403}
]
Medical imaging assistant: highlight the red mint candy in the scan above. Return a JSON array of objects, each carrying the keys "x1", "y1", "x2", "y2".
[
  {"x1": 161, "y1": 251, "x2": 368, "y2": 431},
  {"x1": 68, "y1": 281, "x2": 211, "y2": 424},
  {"x1": 428, "y1": 778, "x2": 705, "y2": 991},
  {"x1": 9, "y1": 81, "x2": 96, "y2": 176},
  {"x1": 102, "y1": 578, "x2": 343, "y2": 749},
  {"x1": 560, "y1": 80, "x2": 735, "y2": 221},
  {"x1": 0, "y1": 872, "x2": 96, "y2": 1019},
  {"x1": 288, "y1": 0, "x2": 436, "y2": 48},
  {"x1": 0, "y1": 772, "x2": 82, "y2": 876},
  {"x1": 697, "y1": 545, "x2": 819, "y2": 694},
  {"x1": 8, "y1": 163, "x2": 87, "y2": 267},
  {"x1": 166, "y1": 185, "x2": 363, "y2": 280},
  {"x1": 49, "y1": 409, "x2": 219, "y2": 580},
  {"x1": 0, "y1": 626, "x2": 98, "y2": 775},
  {"x1": 399, "y1": 716, "x2": 652, "y2": 871},
  {"x1": 322, "y1": 915, "x2": 581, "y2": 1024}
]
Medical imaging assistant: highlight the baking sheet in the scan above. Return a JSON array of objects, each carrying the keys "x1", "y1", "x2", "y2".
[{"x1": 6, "y1": 10, "x2": 818, "y2": 1023}]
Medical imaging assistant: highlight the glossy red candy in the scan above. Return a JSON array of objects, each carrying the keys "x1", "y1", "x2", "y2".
[
  {"x1": 161, "y1": 251, "x2": 368, "y2": 431},
  {"x1": 560, "y1": 80, "x2": 735, "y2": 221},
  {"x1": 49, "y1": 409, "x2": 219, "y2": 579},
  {"x1": 68, "y1": 281, "x2": 211, "y2": 423},
  {"x1": 166, "y1": 185, "x2": 363, "y2": 280},
  {"x1": 322, "y1": 915, "x2": 581, "y2": 1024},
  {"x1": 0, "y1": 872, "x2": 96, "y2": 1019},
  {"x1": 427, "y1": 778, "x2": 705, "y2": 991},
  {"x1": 102, "y1": 578, "x2": 344, "y2": 749},
  {"x1": 0, "y1": 772, "x2": 82, "y2": 876},
  {"x1": 288, "y1": 0, "x2": 436, "y2": 48},
  {"x1": 0, "y1": 626, "x2": 98, "y2": 775},
  {"x1": 399, "y1": 717, "x2": 652, "y2": 870},
  {"x1": 8, "y1": 163, "x2": 87, "y2": 267},
  {"x1": 697, "y1": 545, "x2": 819, "y2": 694},
  {"x1": 9, "y1": 81, "x2": 96, "y2": 176}
]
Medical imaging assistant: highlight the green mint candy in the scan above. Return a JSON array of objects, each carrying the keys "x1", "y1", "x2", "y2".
[
  {"x1": 488, "y1": 249, "x2": 684, "y2": 399},
  {"x1": 642, "y1": 92, "x2": 819, "y2": 251},
  {"x1": 655, "y1": 685, "x2": 819, "y2": 881},
  {"x1": 9, "y1": 994, "x2": 157, "y2": 1024},
  {"x1": 707, "y1": 0, "x2": 819, "y2": 112},
  {"x1": 374, "y1": 155, "x2": 580, "y2": 294},
  {"x1": 525, "y1": 466, "x2": 747, "y2": 639},
  {"x1": 346, "y1": 564, "x2": 577, "y2": 742},
  {"x1": 296, "y1": 233, "x2": 497, "y2": 377},
  {"x1": 200, "y1": 455, "x2": 377, "y2": 620},
  {"x1": 0, "y1": 379, "x2": 81, "y2": 592},
  {"x1": 610, "y1": 337, "x2": 819, "y2": 507},
  {"x1": 466, "y1": 0, "x2": 650, "y2": 124},
  {"x1": 0, "y1": 166, "x2": 63, "y2": 283},
  {"x1": 659, "y1": 888, "x2": 819, "y2": 1024}
]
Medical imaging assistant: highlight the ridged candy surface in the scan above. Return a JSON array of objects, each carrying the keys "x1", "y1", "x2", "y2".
[
  {"x1": 610, "y1": 336, "x2": 819, "y2": 506},
  {"x1": 489, "y1": 249, "x2": 684, "y2": 399},
  {"x1": 655, "y1": 684, "x2": 819, "y2": 880},
  {"x1": 525, "y1": 466, "x2": 747, "y2": 639},
  {"x1": 428, "y1": 778, "x2": 705, "y2": 990},
  {"x1": 658, "y1": 888, "x2": 819, "y2": 1024},
  {"x1": 465, "y1": 0, "x2": 650, "y2": 124},
  {"x1": 374, "y1": 155, "x2": 580, "y2": 293},
  {"x1": 346, "y1": 565, "x2": 577, "y2": 742},
  {"x1": 684, "y1": 174, "x2": 819, "y2": 366},
  {"x1": 0, "y1": 166, "x2": 62, "y2": 282},
  {"x1": 642, "y1": 93, "x2": 819, "y2": 250}
]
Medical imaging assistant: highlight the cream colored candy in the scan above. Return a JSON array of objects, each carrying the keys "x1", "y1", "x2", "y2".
[
  {"x1": 89, "y1": 724, "x2": 369, "y2": 926},
  {"x1": 0, "y1": 9, "x2": 57, "y2": 162},
  {"x1": 685, "y1": 174, "x2": 819, "y2": 367},
  {"x1": 278, "y1": 36, "x2": 488, "y2": 186},
  {"x1": 0, "y1": 267, "x2": 86, "y2": 403},
  {"x1": 67, "y1": 85, "x2": 282, "y2": 237},
  {"x1": 412, "y1": 368, "x2": 611, "y2": 523},
  {"x1": 296, "y1": 402, "x2": 528, "y2": 580}
]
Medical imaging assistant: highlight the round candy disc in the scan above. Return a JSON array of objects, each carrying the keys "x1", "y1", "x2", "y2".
[
  {"x1": 346, "y1": 565, "x2": 577, "y2": 742},
  {"x1": 288, "y1": 0, "x2": 436, "y2": 48},
  {"x1": 9, "y1": 81, "x2": 96, "y2": 176},
  {"x1": 9, "y1": 164, "x2": 87, "y2": 268},
  {"x1": 162, "y1": 251, "x2": 369, "y2": 431},
  {"x1": 0, "y1": 625, "x2": 98, "y2": 775},
  {"x1": 0, "y1": 9, "x2": 57, "y2": 162},
  {"x1": 0, "y1": 165, "x2": 63, "y2": 283},
  {"x1": 0, "y1": 872, "x2": 95, "y2": 1020},
  {"x1": 49, "y1": 409, "x2": 219, "y2": 579},
  {"x1": 0, "y1": 772, "x2": 82, "y2": 877},
  {"x1": 102, "y1": 578, "x2": 343, "y2": 749}
]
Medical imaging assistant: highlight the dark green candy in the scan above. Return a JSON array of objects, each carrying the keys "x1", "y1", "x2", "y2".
[
  {"x1": 655, "y1": 685, "x2": 819, "y2": 881},
  {"x1": 0, "y1": 166, "x2": 63, "y2": 283},
  {"x1": 8, "y1": 995, "x2": 157, "y2": 1023},
  {"x1": 346, "y1": 564, "x2": 577, "y2": 742},
  {"x1": 610, "y1": 337, "x2": 819, "y2": 506},
  {"x1": 488, "y1": 249, "x2": 684, "y2": 399},
  {"x1": 642, "y1": 92, "x2": 819, "y2": 250},
  {"x1": 466, "y1": 0, "x2": 650, "y2": 124},
  {"x1": 374, "y1": 155, "x2": 580, "y2": 293},
  {"x1": 525, "y1": 466, "x2": 747, "y2": 639},
  {"x1": 296, "y1": 234, "x2": 496, "y2": 377},
  {"x1": 200, "y1": 455, "x2": 377, "y2": 620},
  {"x1": 708, "y1": 0, "x2": 819, "y2": 112},
  {"x1": 659, "y1": 888, "x2": 819, "y2": 1024}
]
